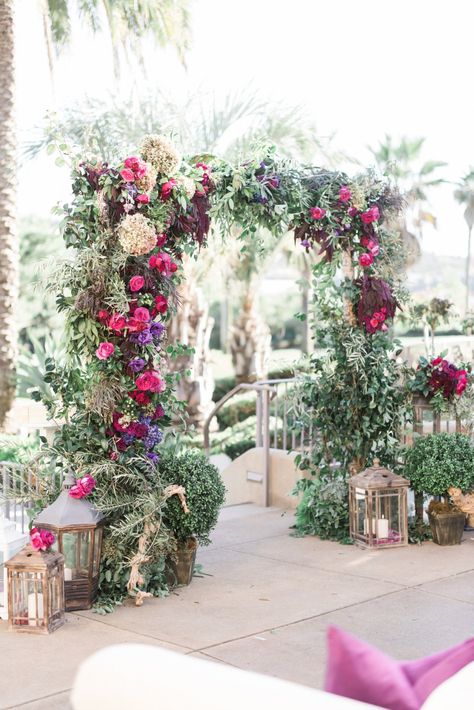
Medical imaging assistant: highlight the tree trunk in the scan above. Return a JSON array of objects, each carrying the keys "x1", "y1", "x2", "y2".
[
  {"x1": 230, "y1": 288, "x2": 271, "y2": 383},
  {"x1": 167, "y1": 269, "x2": 215, "y2": 431},
  {"x1": 0, "y1": 0, "x2": 18, "y2": 429},
  {"x1": 465, "y1": 225, "x2": 472, "y2": 315}
]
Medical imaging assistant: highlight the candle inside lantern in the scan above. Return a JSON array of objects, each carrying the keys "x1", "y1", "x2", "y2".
[
  {"x1": 64, "y1": 568, "x2": 72, "y2": 582},
  {"x1": 376, "y1": 516, "x2": 389, "y2": 539},
  {"x1": 28, "y1": 592, "x2": 44, "y2": 626}
]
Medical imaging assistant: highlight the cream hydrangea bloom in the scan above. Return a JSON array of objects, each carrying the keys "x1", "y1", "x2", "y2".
[
  {"x1": 117, "y1": 213, "x2": 157, "y2": 256},
  {"x1": 140, "y1": 134, "x2": 180, "y2": 176}
]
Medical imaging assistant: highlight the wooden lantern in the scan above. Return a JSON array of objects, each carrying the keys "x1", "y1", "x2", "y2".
[
  {"x1": 34, "y1": 473, "x2": 104, "y2": 611},
  {"x1": 0, "y1": 514, "x2": 28, "y2": 620},
  {"x1": 412, "y1": 394, "x2": 462, "y2": 437},
  {"x1": 349, "y1": 459, "x2": 409, "y2": 549},
  {"x1": 5, "y1": 544, "x2": 65, "y2": 633}
]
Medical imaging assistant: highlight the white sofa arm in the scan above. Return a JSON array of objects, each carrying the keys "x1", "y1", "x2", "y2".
[{"x1": 71, "y1": 643, "x2": 382, "y2": 710}]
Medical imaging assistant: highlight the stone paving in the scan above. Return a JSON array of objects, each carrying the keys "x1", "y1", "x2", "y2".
[{"x1": 1, "y1": 504, "x2": 474, "y2": 709}]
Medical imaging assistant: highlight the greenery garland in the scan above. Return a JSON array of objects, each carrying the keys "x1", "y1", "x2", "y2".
[{"x1": 35, "y1": 137, "x2": 405, "y2": 602}]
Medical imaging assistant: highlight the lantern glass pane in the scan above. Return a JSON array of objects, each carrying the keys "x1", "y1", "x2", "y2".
[
  {"x1": 48, "y1": 567, "x2": 62, "y2": 621},
  {"x1": 63, "y1": 532, "x2": 90, "y2": 579},
  {"x1": 374, "y1": 489, "x2": 402, "y2": 545},
  {"x1": 0, "y1": 549, "x2": 4, "y2": 611},
  {"x1": 12, "y1": 571, "x2": 45, "y2": 628},
  {"x1": 93, "y1": 529, "x2": 102, "y2": 576}
]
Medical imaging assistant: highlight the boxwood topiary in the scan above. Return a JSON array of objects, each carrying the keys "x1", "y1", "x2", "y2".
[
  {"x1": 159, "y1": 449, "x2": 226, "y2": 545},
  {"x1": 404, "y1": 433, "x2": 474, "y2": 497}
]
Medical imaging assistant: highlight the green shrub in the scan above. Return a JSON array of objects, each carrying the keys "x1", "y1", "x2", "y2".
[
  {"x1": 160, "y1": 449, "x2": 226, "y2": 545},
  {"x1": 213, "y1": 376, "x2": 236, "y2": 402},
  {"x1": 223, "y1": 438, "x2": 255, "y2": 459},
  {"x1": 293, "y1": 470, "x2": 350, "y2": 542},
  {"x1": 404, "y1": 433, "x2": 474, "y2": 496},
  {"x1": 216, "y1": 396, "x2": 256, "y2": 428}
]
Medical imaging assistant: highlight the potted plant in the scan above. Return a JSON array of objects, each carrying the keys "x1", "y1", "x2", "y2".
[
  {"x1": 159, "y1": 449, "x2": 226, "y2": 585},
  {"x1": 404, "y1": 433, "x2": 474, "y2": 545}
]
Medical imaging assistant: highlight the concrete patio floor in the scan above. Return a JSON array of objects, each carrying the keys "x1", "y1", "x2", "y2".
[{"x1": 1, "y1": 503, "x2": 474, "y2": 709}]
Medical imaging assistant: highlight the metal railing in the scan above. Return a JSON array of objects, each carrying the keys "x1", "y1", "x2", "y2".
[{"x1": 203, "y1": 377, "x2": 313, "y2": 507}]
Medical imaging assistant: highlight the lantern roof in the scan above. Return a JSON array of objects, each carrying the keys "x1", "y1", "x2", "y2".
[
  {"x1": 349, "y1": 459, "x2": 410, "y2": 490},
  {"x1": 5, "y1": 544, "x2": 64, "y2": 570},
  {"x1": 34, "y1": 472, "x2": 104, "y2": 529}
]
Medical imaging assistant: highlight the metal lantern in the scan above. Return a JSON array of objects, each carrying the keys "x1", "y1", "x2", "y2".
[
  {"x1": 5, "y1": 544, "x2": 65, "y2": 633},
  {"x1": 349, "y1": 459, "x2": 409, "y2": 549},
  {"x1": 0, "y1": 514, "x2": 28, "y2": 620},
  {"x1": 34, "y1": 473, "x2": 104, "y2": 611}
]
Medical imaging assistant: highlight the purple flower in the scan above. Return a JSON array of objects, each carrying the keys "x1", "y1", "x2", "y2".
[
  {"x1": 122, "y1": 433, "x2": 135, "y2": 445},
  {"x1": 130, "y1": 329, "x2": 154, "y2": 345},
  {"x1": 139, "y1": 415, "x2": 152, "y2": 425},
  {"x1": 147, "y1": 452, "x2": 160, "y2": 464},
  {"x1": 128, "y1": 357, "x2": 146, "y2": 372},
  {"x1": 144, "y1": 425, "x2": 163, "y2": 450},
  {"x1": 150, "y1": 321, "x2": 165, "y2": 339},
  {"x1": 301, "y1": 239, "x2": 311, "y2": 248}
]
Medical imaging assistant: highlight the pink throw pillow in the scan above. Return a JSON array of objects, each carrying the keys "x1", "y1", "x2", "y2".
[{"x1": 324, "y1": 625, "x2": 474, "y2": 710}]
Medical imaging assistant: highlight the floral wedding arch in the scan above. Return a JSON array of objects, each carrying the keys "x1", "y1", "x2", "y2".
[{"x1": 39, "y1": 135, "x2": 407, "y2": 605}]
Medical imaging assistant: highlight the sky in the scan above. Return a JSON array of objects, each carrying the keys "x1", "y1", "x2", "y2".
[{"x1": 15, "y1": 0, "x2": 474, "y2": 257}]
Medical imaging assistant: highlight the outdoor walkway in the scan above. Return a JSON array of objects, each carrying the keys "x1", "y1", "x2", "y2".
[{"x1": 1, "y1": 504, "x2": 474, "y2": 709}]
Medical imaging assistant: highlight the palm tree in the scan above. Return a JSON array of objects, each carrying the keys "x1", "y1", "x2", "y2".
[
  {"x1": 369, "y1": 135, "x2": 446, "y2": 263},
  {"x1": 42, "y1": 0, "x2": 190, "y2": 79},
  {"x1": 0, "y1": 0, "x2": 17, "y2": 429},
  {"x1": 454, "y1": 168, "x2": 474, "y2": 313}
]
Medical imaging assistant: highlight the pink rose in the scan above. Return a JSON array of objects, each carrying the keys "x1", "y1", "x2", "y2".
[
  {"x1": 156, "y1": 233, "x2": 167, "y2": 247},
  {"x1": 135, "y1": 370, "x2": 166, "y2": 393},
  {"x1": 309, "y1": 206, "x2": 326, "y2": 220},
  {"x1": 153, "y1": 252, "x2": 177, "y2": 277},
  {"x1": 129, "y1": 275, "x2": 145, "y2": 292},
  {"x1": 359, "y1": 253, "x2": 374, "y2": 268},
  {"x1": 96, "y1": 342, "x2": 115, "y2": 360},
  {"x1": 136, "y1": 194, "x2": 150, "y2": 204},
  {"x1": 30, "y1": 527, "x2": 55, "y2": 551},
  {"x1": 108, "y1": 313, "x2": 126, "y2": 331},
  {"x1": 134, "y1": 307, "x2": 151, "y2": 323},
  {"x1": 339, "y1": 186, "x2": 351, "y2": 202},
  {"x1": 367, "y1": 239, "x2": 380, "y2": 256},
  {"x1": 360, "y1": 206, "x2": 380, "y2": 224},
  {"x1": 97, "y1": 309, "x2": 110, "y2": 324},
  {"x1": 120, "y1": 168, "x2": 135, "y2": 183},
  {"x1": 154, "y1": 294, "x2": 168, "y2": 313},
  {"x1": 69, "y1": 475, "x2": 96, "y2": 499},
  {"x1": 370, "y1": 317, "x2": 379, "y2": 329},
  {"x1": 124, "y1": 156, "x2": 147, "y2": 179},
  {"x1": 360, "y1": 236, "x2": 370, "y2": 247},
  {"x1": 161, "y1": 179, "x2": 177, "y2": 201}
]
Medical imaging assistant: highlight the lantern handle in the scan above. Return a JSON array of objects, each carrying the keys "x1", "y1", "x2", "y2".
[{"x1": 373, "y1": 458, "x2": 380, "y2": 467}]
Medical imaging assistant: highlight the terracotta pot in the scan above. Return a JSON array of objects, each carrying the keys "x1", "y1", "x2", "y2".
[
  {"x1": 428, "y1": 510, "x2": 466, "y2": 545},
  {"x1": 167, "y1": 537, "x2": 198, "y2": 586}
]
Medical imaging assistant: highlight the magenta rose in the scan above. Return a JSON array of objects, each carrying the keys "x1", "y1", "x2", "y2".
[
  {"x1": 339, "y1": 186, "x2": 351, "y2": 202},
  {"x1": 108, "y1": 313, "x2": 127, "y2": 331},
  {"x1": 161, "y1": 179, "x2": 177, "y2": 200},
  {"x1": 309, "y1": 206, "x2": 326, "y2": 220},
  {"x1": 359, "y1": 253, "x2": 374, "y2": 267},
  {"x1": 136, "y1": 194, "x2": 150, "y2": 204},
  {"x1": 360, "y1": 206, "x2": 380, "y2": 224},
  {"x1": 135, "y1": 370, "x2": 165, "y2": 393},
  {"x1": 134, "y1": 307, "x2": 151, "y2": 323},
  {"x1": 129, "y1": 275, "x2": 145, "y2": 292},
  {"x1": 96, "y1": 342, "x2": 115, "y2": 360},
  {"x1": 120, "y1": 168, "x2": 135, "y2": 183}
]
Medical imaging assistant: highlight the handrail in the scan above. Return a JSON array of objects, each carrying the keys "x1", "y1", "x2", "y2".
[{"x1": 203, "y1": 382, "x2": 278, "y2": 455}]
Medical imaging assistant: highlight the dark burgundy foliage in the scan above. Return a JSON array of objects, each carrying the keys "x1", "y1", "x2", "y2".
[{"x1": 357, "y1": 275, "x2": 398, "y2": 332}]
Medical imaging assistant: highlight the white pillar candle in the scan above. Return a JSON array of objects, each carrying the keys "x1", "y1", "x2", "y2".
[
  {"x1": 64, "y1": 568, "x2": 72, "y2": 582},
  {"x1": 377, "y1": 516, "x2": 389, "y2": 539},
  {"x1": 363, "y1": 518, "x2": 376, "y2": 535},
  {"x1": 28, "y1": 592, "x2": 44, "y2": 626}
]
